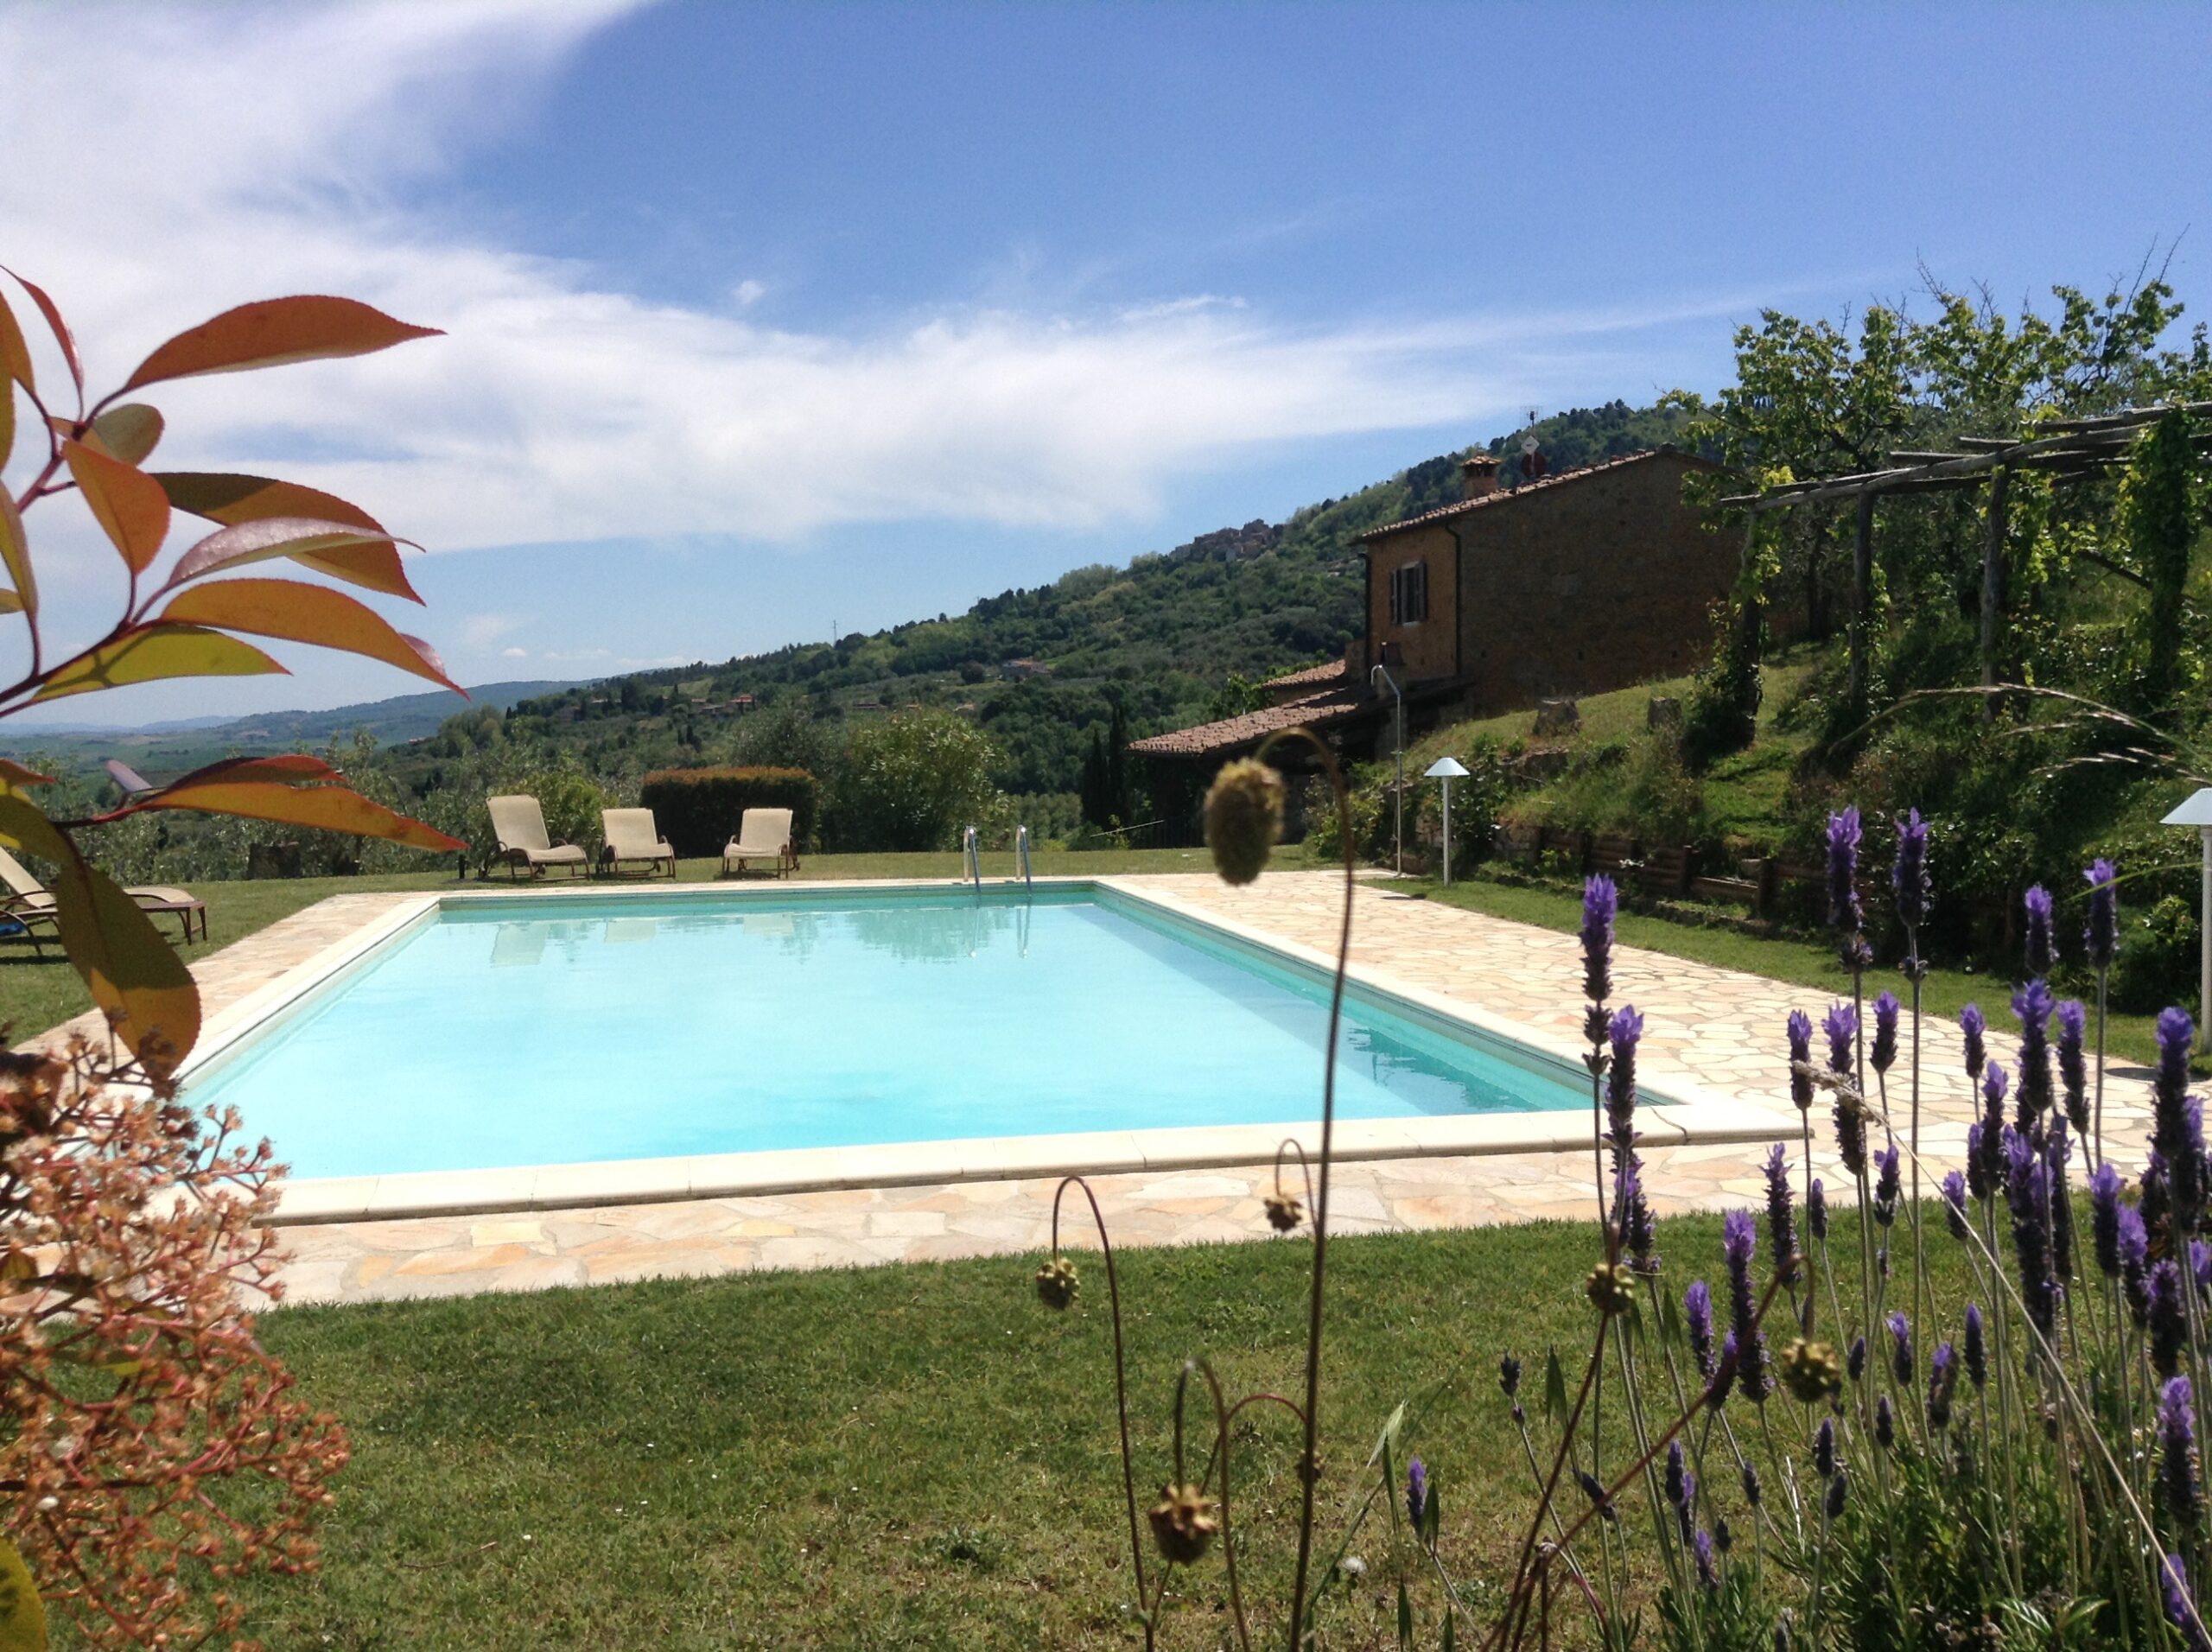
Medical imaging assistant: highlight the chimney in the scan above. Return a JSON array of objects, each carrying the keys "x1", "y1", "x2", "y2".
[{"x1": 1460, "y1": 454, "x2": 1500, "y2": 500}]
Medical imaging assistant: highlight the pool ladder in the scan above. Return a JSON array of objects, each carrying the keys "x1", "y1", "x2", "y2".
[{"x1": 960, "y1": 823, "x2": 1033, "y2": 889}]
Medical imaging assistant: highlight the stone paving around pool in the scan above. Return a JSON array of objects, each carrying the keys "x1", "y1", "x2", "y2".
[{"x1": 35, "y1": 873, "x2": 2158, "y2": 1307}]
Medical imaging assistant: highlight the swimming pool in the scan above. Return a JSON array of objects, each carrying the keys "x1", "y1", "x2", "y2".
[{"x1": 187, "y1": 884, "x2": 1587, "y2": 1185}]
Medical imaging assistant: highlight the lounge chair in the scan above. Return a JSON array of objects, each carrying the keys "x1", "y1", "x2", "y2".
[
  {"x1": 0, "y1": 846, "x2": 207, "y2": 947},
  {"x1": 486, "y1": 795, "x2": 590, "y2": 880},
  {"x1": 601, "y1": 808, "x2": 677, "y2": 879},
  {"x1": 721, "y1": 808, "x2": 798, "y2": 879}
]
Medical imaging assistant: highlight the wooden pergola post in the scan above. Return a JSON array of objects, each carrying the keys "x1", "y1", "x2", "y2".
[{"x1": 1979, "y1": 464, "x2": 2011, "y2": 715}]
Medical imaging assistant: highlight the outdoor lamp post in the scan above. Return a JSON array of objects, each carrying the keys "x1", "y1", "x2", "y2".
[
  {"x1": 1425, "y1": 756, "x2": 1470, "y2": 886},
  {"x1": 2162, "y1": 786, "x2": 2212, "y2": 1050}
]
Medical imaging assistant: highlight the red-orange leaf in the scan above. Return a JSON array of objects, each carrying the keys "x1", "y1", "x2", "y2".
[
  {"x1": 157, "y1": 578, "x2": 461, "y2": 690},
  {"x1": 0, "y1": 288, "x2": 33, "y2": 392},
  {"x1": 64, "y1": 440, "x2": 170, "y2": 574},
  {"x1": 31, "y1": 625, "x2": 285, "y2": 702},
  {"x1": 0, "y1": 790, "x2": 198, "y2": 1071},
  {"x1": 124, "y1": 295, "x2": 442, "y2": 391},
  {"x1": 86, "y1": 403, "x2": 164, "y2": 465},
  {"x1": 156, "y1": 753, "x2": 346, "y2": 791},
  {"x1": 168, "y1": 517, "x2": 413, "y2": 587},
  {"x1": 2, "y1": 267, "x2": 81, "y2": 395},
  {"x1": 0, "y1": 491, "x2": 33, "y2": 620},
  {"x1": 0, "y1": 760, "x2": 54, "y2": 787},
  {"x1": 155, "y1": 473, "x2": 423, "y2": 601},
  {"x1": 0, "y1": 377, "x2": 13, "y2": 473},
  {"x1": 143, "y1": 778, "x2": 464, "y2": 853}
]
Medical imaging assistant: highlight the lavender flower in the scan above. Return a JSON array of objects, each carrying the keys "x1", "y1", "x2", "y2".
[
  {"x1": 1581, "y1": 875, "x2": 1616, "y2": 1006},
  {"x1": 1684, "y1": 1280, "x2": 1715, "y2": 1380},
  {"x1": 1606, "y1": 1006, "x2": 1643, "y2": 1152},
  {"x1": 1942, "y1": 1169, "x2": 1971, "y2": 1241},
  {"x1": 1825, "y1": 1003, "x2": 1866, "y2": 1174},
  {"x1": 1763, "y1": 1144, "x2": 1799, "y2": 1284},
  {"x1": 1823, "y1": 1001, "x2": 1856, "y2": 1074},
  {"x1": 1892, "y1": 808, "x2": 1931, "y2": 930},
  {"x1": 1723, "y1": 1210, "x2": 1769, "y2": 1404},
  {"x1": 1887, "y1": 1311, "x2": 1914, "y2": 1387},
  {"x1": 2152, "y1": 1258, "x2": 2189, "y2": 1380},
  {"x1": 2005, "y1": 1126, "x2": 2061, "y2": 1338},
  {"x1": 2090, "y1": 1162, "x2": 2125, "y2": 1278},
  {"x1": 1827, "y1": 807, "x2": 1863, "y2": 932},
  {"x1": 1787, "y1": 1009, "x2": 1815, "y2": 1112},
  {"x1": 1960, "y1": 1003, "x2": 1987, "y2": 1082},
  {"x1": 1926, "y1": 1342, "x2": 1957, "y2": 1432},
  {"x1": 2154, "y1": 1008, "x2": 2203, "y2": 1233},
  {"x1": 1618, "y1": 1154, "x2": 1659, "y2": 1274},
  {"x1": 2164, "y1": 1554, "x2": 2212, "y2": 1652},
  {"x1": 2084, "y1": 858, "x2": 2119, "y2": 971},
  {"x1": 2164, "y1": 1378, "x2": 2202, "y2": 1534},
  {"x1": 1875, "y1": 1394, "x2": 1896, "y2": 1450},
  {"x1": 1740, "y1": 1463, "x2": 1762, "y2": 1509},
  {"x1": 1824, "y1": 1469, "x2": 1848, "y2": 1521},
  {"x1": 1664, "y1": 1440, "x2": 1689, "y2": 1509},
  {"x1": 2196, "y1": 1240, "x2": 2212, "y2": 1302},
  {"x1": 1807, "y1": 1178, "x2": 1827, "y2": 1242},
  {"x1": 1847, "y1": 1336, "x2": 1866, "y2": 1383},
  {"x1": 2044, "y1": 1121, "x2": 2075, "y2": 1281},
  {"x1": 2056, "y1": 998, "x2": 2088, "y2": 1137},
  {"x1": 1712, "y1": 1332, "x2": 1737, "y2": 1412},
  {"x1": 1971, "y1": 1062, "x2": 2009, "y2": 1201},
  {"x1": 1812, "y1": 1416, "x2": 1836, "y2": 1477},
  {"x1": 1694, "y1": 1528, "x2": 1719, "y2": 1589},
  {"x1": 1406, "y1": 1457, "x2": 1427, "y2": 1531},
  {"x1": 1873, "y1": 1145, "x2": 1900, "y2": 1227},
  {"x1": 2024, "y1": 884, "x2": 2056, "y2": 978},
  {"x1": 2012, "y1": 979, "x2": 2055, "y2": 1130},
  {"x1": 1963, "y1": 1304, "x2": 1986, "y2": 1389},
  {"x1": 1498, "y1": 1353, "x2": 1522, "y2": 1398},
  {"x1": 2121, "y1": 1204, "x2": 2152, "y2": 1326},
  {"x1": 1575, "y1": 1470, "x2": 1617, "y2": 1523},
  {"x1": 1871, "y1": 991, "x2": 1899, "y2": 1075}
]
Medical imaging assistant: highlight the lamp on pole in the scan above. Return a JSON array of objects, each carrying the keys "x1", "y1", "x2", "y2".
[
  {"x1": 1425, "y1": 756, "x2": 1469, "y2": 885},
  {"x1": 1370, "y1": 664, "x2": 1404, "y2": 874},
  {"x1": 2161, "y1": 786, "x2": 2212, "y2": 1050}
]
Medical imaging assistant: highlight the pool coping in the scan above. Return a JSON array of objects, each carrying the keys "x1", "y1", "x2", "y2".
[{"x1": 182, "y1": 876, "x2": 1796, "y2": 1225}]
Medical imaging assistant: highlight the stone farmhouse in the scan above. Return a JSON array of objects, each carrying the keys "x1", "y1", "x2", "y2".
[{"x1": 1131, "y1": 446, "x2": 1737, "y2": 810}]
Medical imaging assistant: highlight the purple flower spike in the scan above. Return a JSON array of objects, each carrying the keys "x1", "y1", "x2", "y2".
[
  {"x1": 1873, "y1": 1145, "x2": 1900, "y2": 1227},
  {"x1": 1406, "y1": 1456, "x2": 1427, "y2": 1530},
  {"x1": 1960, "y1": 1004, "x2": 1987, "y2": 1081},
  {"x1": 1807, "y1": 1178, "x2": 1827, "y2": 1242},
  {"x1": 1963, "y1": 1304, "x2": 1986, "y2": 1388},
  {"x1": 1942, "y1": 1169, "x2": 1970, "y2": 1240},
  {"x1": 1975, "y1": 1062, "x2": 2010, "y2": 1200},
  {"x1": 2012, "y1": 979, "x2": 2055, "y2": 1130},
  {"x1": 1664, "y1": 1439, "x2": 1688, "y2": 1509},
  {"x1": 1684, "y1": 1280, "x2": 1715, "y2": 1379},
  {"x1": 1824, "y1": 1469, "x2": 1848, "y2": 1521},
  {"x1": 1893, "y1": 809, "x2": 1931, "y2": 930},
  {"x1": 2084, "y1": 859, "x2": 2120, "y2": 971},
  {"x1": 1822, "y1": 1001, "x2": 1857, "y2": 1075},
  {"x1": 1605, "y1": 1006, "x2": 1643, "y2": 1151},
  {"x1": 2164, "y1": 1553, "x2": 2212, "y2": 1652},
  {"x1": 1875, "y1": 1394, "x2": 1896, "y2": 1450},
  {"x1": 1763, "y1": 1144, "x2": 1799, "y2": 1285},
  {"x1": 1826, "y1": 807, "x2": 1863, "y2": 932},
  {"x1": 2056, "y1": 999, "x2": 2088, "y2": 1136},
  {"x1": 2090, "y1": 1162, "x2": 2125, "y2": 1278},
  {"x1": 1581, "y1": 875, "x2": 1616, "y2": 1006},
  {"x1": 1786, "y1": 1009, "x2": 1814, "y2": 1112},
  {"x1": 2152, "y1": 1259, "x2": 2189, "y2": 1379},
  {"x1": 2004, "y1": 1126, "x2": 2061, "y2": 1338},
  {"x1": 2024, "y1": 884, "x2": 2056, "y2": 978},
  {"x1": 1926, "y1": 1342, "x2": 1956, "y2": 1432},
  {"x1": 1887, "y1": 1310, "x2": 1913, "y2": 1387},
  {"x1": 1723, "y1": 1210, "x2": 1769, "y2": 1404},
  {"x1": 1694, "y1": 1528, "x2": 1718, "y2": 1589},
  {"x1": 1871, "y1": 991, "x2": 1899, "y2": 1076},
  {"x1": 1812, "y1": 1416, "x2": 1836, "y2": 1477},
  {"x1": 2120, "y1": 1204, "x2": 2152, "y2": 1326},
  {"x1": 2154, "y1": 1009, "x2": 2203, "y2": 1234},
  {"x1": 1618, "y1": 1153, "x2": 1658, "y2": 1274}
]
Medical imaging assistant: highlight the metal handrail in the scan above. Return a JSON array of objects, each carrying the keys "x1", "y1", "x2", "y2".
[
  {"x1": 1014, "y1": 824, "x2": 1033, "y2": 886},
  {"x1": 962, "y1": 824, "x2": 982, "y2": 888}
]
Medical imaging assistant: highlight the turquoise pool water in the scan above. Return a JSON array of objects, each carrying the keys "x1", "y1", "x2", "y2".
[{"x1": 186, "y1": 887, "x2": 1581, "y2": 1179}]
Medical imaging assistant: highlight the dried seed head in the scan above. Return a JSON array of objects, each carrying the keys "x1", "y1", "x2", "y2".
[
  {"x1": 1034, "y1": 1255, "x2": 1079, "y2": 1311},
  {"x1": 1585, "y1": 1261, "x2": 1637, "y2": 1317},
  {"x1": 1204, "y1": 759, "x2": 1285, "y2": 886},
  {"x1": 1263, "y1": 1190, "x2": 1305, "y2": 1233},
  {"x1": 1147, "y1": 1482, "x2": 1220, "y2": 1565},
  {"x1": 1779, "y1": 1337, "x2": 1843, "y2": 1406}
]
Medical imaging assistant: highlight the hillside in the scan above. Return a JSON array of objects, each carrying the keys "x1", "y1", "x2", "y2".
[{"x1": 377, "y1": 401, "x2": 1704, "y2": 804}]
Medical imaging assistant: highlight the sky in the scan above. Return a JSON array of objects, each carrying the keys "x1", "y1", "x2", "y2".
[{"x1": 1, "y1": 0, "x2": 2208, "y2": 726}]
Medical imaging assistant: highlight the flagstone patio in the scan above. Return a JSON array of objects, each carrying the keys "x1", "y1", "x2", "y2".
[{"x1": 37, "y1": 872, "x2": 2155, "y2": 1307}]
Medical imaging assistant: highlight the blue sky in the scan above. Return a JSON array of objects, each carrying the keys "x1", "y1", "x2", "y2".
[{"x1": 2, "y1": 1, "x2": 2208, "y2": 724}]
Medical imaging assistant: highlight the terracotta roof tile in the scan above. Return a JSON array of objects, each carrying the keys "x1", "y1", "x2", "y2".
[
  {"x1": 1128, "y1": 685, "x2": 1366, "y2": 758},
  {"x1": 1362, "y1": 448, "x2": 1718, "y2": 542},
  {"x1": 1261, "y1": 658, "x2": 1347, "y2": 690}
]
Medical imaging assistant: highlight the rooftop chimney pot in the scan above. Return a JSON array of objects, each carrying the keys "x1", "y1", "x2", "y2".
[{"x1": 1461, "y1": 454, "x2": 1500, "y2": 500}]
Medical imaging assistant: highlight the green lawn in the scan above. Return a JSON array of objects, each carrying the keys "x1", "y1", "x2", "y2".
[
  {"x1": 1401, "y1": 870, "x2": 2186, "y2": 1072},
  {"x1": 0, "y1": 847, "x2": 1224, "y2": 1043},
  {"x1": 223, "y1": 1207, "x2": 1956, "y2": 1651}
]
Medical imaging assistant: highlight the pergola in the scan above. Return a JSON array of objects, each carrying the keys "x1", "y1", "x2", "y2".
[{"x1": 1716, "y1": 399, "x2": 2212, "y2": 708}]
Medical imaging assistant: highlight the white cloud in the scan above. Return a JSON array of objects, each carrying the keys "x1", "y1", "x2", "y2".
[
  {"x1": 500, "y1": 646, "x2": 529, "y2": 659},
  {"x1": 0, "y1": 0, "x2": 1708, "y2": 562},
  {"x1": 731, "y1": 280, "x2": 767, "y2": 309}
]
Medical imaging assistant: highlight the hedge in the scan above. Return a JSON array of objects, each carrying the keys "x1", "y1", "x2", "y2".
[{"x1": 637, "y1": 767, "x2": 820, "y2": 858}]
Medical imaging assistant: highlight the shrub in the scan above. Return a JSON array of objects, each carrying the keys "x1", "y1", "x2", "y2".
[
  {"x1": 833, "y1": 711, "x2": 1004, "y2": 851},
  {"x1": 2113, "y1": 892, "x2": 2202, "y2": 1013},
  {"x1": 639, "y1": 766, "x2": 821, "y2": 857}
]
